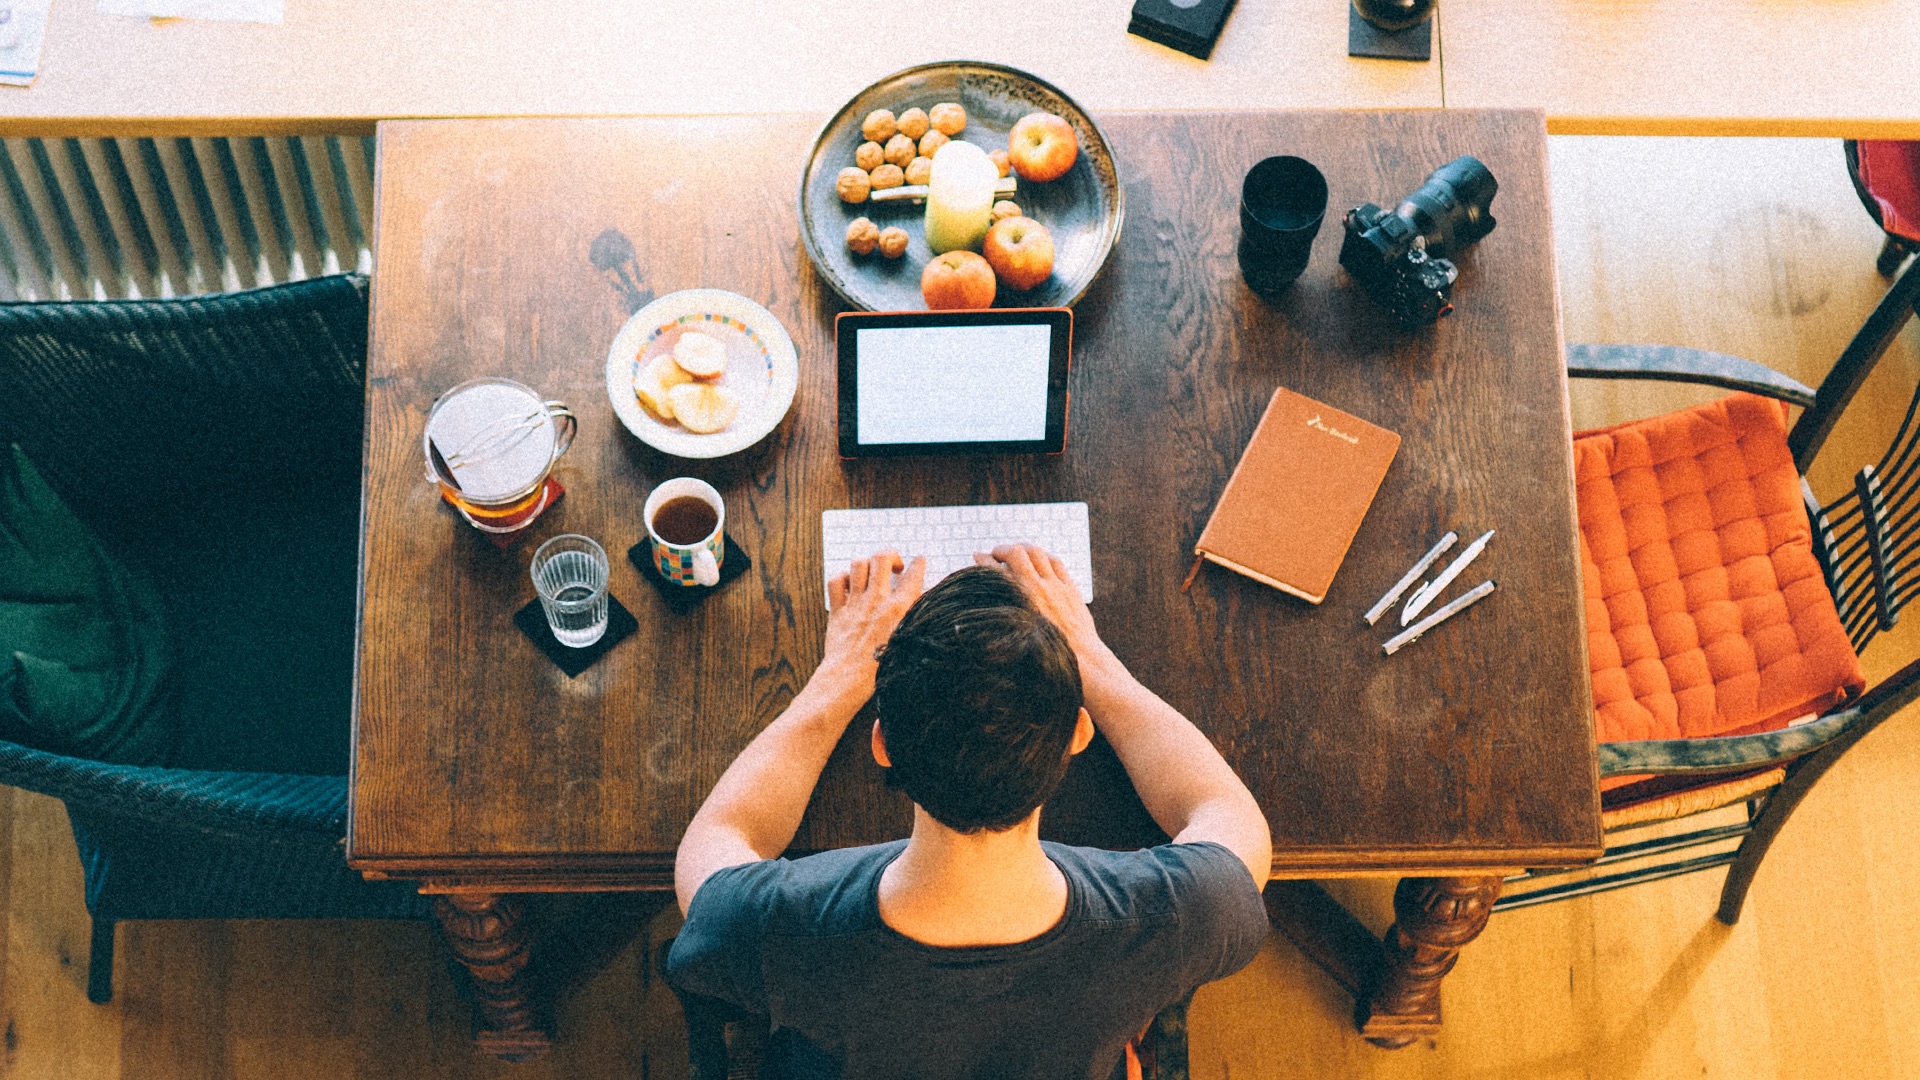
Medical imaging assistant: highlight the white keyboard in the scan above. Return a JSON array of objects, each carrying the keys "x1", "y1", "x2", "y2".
[{"x1": 821, "y1": 502, "x2": 1094, "y2": 608}]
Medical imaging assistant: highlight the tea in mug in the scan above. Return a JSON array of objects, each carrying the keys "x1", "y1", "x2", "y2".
[{"x1": 652, "y1": 495, "x2": 719, "y2": 546}]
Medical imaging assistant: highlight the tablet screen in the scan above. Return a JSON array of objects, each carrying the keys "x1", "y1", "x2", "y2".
[
  {"x1": 855, "y1": 324, "x2": 1053, "y2": 444},
  {"x1": 836, "y1": 309, "x2": 1072, "y2": 456}
]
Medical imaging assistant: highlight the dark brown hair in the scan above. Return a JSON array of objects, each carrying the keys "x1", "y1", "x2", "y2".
[{"x1": 873, "y1": 566, "x2": 1083, "y2": 833}]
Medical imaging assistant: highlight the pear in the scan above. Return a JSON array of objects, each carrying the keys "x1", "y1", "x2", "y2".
[
  {"x1": 671, "y1": 331, "x2": 729, "y2": 378},
  {"x1": 667, "y1": 382, "x2": 740, "y2": 435},
  {"x1": 633, "y1": 353, "x2": 693, "y2": 420}
]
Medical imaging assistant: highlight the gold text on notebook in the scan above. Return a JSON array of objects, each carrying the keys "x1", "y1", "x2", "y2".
[{"x1": 1305, "y1": 414, "x2": 1361, "y2": 445}]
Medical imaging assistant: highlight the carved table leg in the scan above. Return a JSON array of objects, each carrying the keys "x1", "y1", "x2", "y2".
[
  {"x1": 433, "y1": 893, "x2": 551, "y2": 1061},
  {"x1": 1357, "y1": 876, "x2": 1503, "y2": 1048}
]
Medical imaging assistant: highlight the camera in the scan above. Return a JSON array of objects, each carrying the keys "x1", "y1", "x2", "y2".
[{"x1": 1338, "y1": 155, "x2": 1499, "y2": 326}]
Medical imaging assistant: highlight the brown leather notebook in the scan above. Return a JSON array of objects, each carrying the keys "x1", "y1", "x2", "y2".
[{"x1": 1190, "y1": 387, "x2": 1400, "y2": 604}]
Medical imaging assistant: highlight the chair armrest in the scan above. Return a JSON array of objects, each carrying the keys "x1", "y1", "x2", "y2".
[
  {"x1": 1598, "y1": 711, "x2": 1855, "y2": 777},
  {"x1": 1600, "y1": 654, "x2": 1920, "y2": 777},
  {"x1": 1567, "y1": 344, "x2": 1816, "y2": 407},
  {"x1": 0, "y1": 740, "x2": 346, "y2": 838}
]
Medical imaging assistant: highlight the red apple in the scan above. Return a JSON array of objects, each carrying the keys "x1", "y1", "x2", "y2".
[
  {"x1": 1007, "y1": 112, "x2": 1079, "y2": 183},
  {"x1": 921, "y1": 251, "x2": 997, "y2": 310},
  {"x1": 982, "y1": 216, "x2": 1055, "y2": 291}
]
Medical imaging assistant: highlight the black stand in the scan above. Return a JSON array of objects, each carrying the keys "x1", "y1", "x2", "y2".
[
  {"x1": 513, "y1": 594, "x2": 639, "y2": 678},
  {"x1": 1348, "y1": 6, "x2": 1432, "y2": 61}
]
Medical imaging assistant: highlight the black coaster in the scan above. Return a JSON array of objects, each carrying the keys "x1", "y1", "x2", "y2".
[
  {"x1": 1348, "y1": 5, "x2": 1432, "y2": 61},
  {"x1": 1129, "y1": 0, "x2": 1237, "y2": 60},
  {"x1": 628, "y1": 533, "x2": 752, "y2": 613},
  {"x1": 514, "y1": 592, "x2": 638, "y2": 678}
]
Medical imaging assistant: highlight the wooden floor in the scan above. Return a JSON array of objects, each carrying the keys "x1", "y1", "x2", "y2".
[{"x1": 6, "y1": 135, "x2": 1918, "y2": 1079}]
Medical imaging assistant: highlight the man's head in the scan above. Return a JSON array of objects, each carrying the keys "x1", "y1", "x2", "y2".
[{"x1": 872, "y1": 566, "x2": 1084, "y2": 833}]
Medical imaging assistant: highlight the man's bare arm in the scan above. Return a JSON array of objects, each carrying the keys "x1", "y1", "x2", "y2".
[
  {"x1": 673, "y1": 552, "x2": 926, "y2": 914},
  {"x1": 982, "y1": 545, "x2": 1272, "y2": 888}
]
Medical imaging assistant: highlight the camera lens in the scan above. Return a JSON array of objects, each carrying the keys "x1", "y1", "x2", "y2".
[
  {"x1": 1402, "y1": 155, "x2": 1498, "y2": 257},
  {"x1": 1242, "y1": 156, "x2": 1329, "y2": 240}
]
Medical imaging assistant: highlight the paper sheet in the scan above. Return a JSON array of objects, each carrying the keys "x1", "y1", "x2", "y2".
[
  {"x1": 0, "y1": 0, "x2": 54, "y2": 86},
  {"x1": 98, "y1": 0, "x2": 283, "y2": 23}
]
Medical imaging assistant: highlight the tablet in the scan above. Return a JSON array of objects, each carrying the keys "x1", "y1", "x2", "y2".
[{"x1": 836, "y1": 308, "x2": 1072, "y2": 457}]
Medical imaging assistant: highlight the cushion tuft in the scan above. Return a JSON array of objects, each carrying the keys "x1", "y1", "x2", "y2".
[{"x1": 1574, "y1": 394, "x2": 1864, "y2": 759}]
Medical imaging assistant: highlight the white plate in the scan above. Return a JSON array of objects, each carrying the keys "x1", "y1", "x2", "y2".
[{"x1": 603, "y1": 289, "x2": 800, "y2": 459}]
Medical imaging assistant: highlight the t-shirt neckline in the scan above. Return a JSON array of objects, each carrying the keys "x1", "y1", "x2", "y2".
[{"x1": 866, "y1": 840, "x2": 1080, "y2": 955}]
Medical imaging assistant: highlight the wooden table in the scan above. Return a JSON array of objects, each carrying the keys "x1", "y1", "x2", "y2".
[{"x1": 349, "y1": 108, "x2": 1601, "y2": 1057}]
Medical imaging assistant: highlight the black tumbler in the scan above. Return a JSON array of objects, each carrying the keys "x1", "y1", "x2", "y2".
[{"x1": 1238, "y1": 156, "x2": 1328, "y2": 301}]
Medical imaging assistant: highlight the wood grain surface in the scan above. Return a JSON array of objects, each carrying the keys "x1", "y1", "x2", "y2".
[{"x1": 348, "y1": 110, "x2": 1600, "y2": 890}]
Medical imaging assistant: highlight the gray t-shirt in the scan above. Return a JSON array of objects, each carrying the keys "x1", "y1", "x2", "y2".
[{"x1": 666, "y1": 839, "x2": 1267, "y2": 1080}]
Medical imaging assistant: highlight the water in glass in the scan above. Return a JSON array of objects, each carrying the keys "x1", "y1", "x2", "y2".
[{"x1": 532, "y1": 535, "x2": 609, "y2": 648}]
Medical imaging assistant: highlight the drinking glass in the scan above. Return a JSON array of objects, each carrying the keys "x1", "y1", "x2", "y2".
[{"x1": 530, "y1": 534, "x2": 609, "y2": 648}]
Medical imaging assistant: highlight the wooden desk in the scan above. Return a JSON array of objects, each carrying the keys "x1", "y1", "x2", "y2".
[{"x1": 350, "y1": 108, "x2": 1600, "y2": 1058}]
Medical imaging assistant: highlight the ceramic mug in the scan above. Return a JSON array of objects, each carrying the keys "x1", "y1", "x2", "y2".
[{"x1": 643, "y1": 477, "x2": 725, "y2": 586}]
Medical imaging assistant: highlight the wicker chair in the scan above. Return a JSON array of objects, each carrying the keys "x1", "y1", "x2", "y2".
[
  {"x1": 1496, "y1": 172, "x2": 1920, "y2": 922},
  {"x1": 0, "y1": 275, "x2": 430, "y2": 1004}
]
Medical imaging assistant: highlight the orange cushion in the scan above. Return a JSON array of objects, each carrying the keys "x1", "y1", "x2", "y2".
[{"x1": 1574, "y1": 394, "x2": 1864, "y2": 766}]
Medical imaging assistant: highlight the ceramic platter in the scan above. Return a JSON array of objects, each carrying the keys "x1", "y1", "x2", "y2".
[
  {"x1": 798, "y1": 61, "x2": 1124, "y2": 312},
  {"x1": 604, "y1": 289, "x2": 800, "y2": 459}
]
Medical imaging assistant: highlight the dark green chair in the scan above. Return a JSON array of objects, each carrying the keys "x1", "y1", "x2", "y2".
[{"x1": 0, "y1": 275, "x2": 430, "y2": 1004}]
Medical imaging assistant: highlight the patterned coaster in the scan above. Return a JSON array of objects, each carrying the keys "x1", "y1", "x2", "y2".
[
  {"x1": 628, "y1": 533, "x2": 752, "y2": 612},
  {"x1": 513, "y1": 592, "x2": 638, "y2": 678}
]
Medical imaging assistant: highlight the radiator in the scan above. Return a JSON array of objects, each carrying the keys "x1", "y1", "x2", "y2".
[{"x1": 0, "y1": 135, "x2": 375, "y2": 301}]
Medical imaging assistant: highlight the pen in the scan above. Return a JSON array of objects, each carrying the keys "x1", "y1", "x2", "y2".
[
  {"x1": 1364, "y1": 530, "x2": 1457, "y2": 626},
  {"x1": 1383, "y1": 579, "x2": 1497, "y2": 655},
  {"x1": 1401, "y1": 528, "x2": 1495, "y2": 626}
]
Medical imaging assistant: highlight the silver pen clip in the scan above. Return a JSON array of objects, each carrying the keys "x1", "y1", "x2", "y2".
[
  {"x1": 1383, "y1": 580, "x2": 1498, "y2": 655},
  {"x1": 1401, "y1": 529, "x2": 1495, "y2": 626},
  {"x1": 1364, "y1": 531, "x2": 1457, "y2": 626}
]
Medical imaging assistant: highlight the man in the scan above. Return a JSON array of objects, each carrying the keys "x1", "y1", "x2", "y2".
[{"x1": 668, "y1": 544, "x2": 1272, "y2": 1078}]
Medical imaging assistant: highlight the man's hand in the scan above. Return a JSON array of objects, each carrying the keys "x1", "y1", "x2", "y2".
[
  {"x1": 976, "y1": 544, "x2": 1116, "y2": 675},
  {"x1": 977, "y1": 544, "x2": 1271, "y2": 887},
  {"x1": 818, "y1": 551, "x2": 927, "y2": 704},
  {"x1": 675, "y1": 550, "x2": 927, "y2": 913}
]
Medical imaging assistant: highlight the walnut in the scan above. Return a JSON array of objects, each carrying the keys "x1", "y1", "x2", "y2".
[
  {"x1": 896, "y1": 107, "x2": 930, "y2": 140},
  {"x1": 929, "y1": 102, "x2": 966, "y2": 136},
  {"x1": 992, "y1": 200, "x2": 1022, "y2": 221},
  {"x1": 846, "y1": 216, "x2": 879, "y2": 255},
  {"x1": 883, "y1": 133, "x2": 917, "y2": 168},
  {"x1": 989, "y1": 149, "x2": 1011, "y2": 178},
  {"x1": 861, "y1": 109, "x2": 897, "y2": 143},
  {"x1": 854, "y1": 141, "x2": 884, "y2": 171},
  {"x1": 904, "y1": 156, "x2": 933, "y2": 186},
  {"x1": 918, "y1": 130, "x2": 949, "y2": 158},
  {"x1": 835, "y1": 167, "x2": 871, "y2": 204},
  {"x1": 869, "y1": 163, "x2": 905, "y2": 189},
  {"x1": 877, "y1": 226, "x2": 909, "y2": 259}
]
